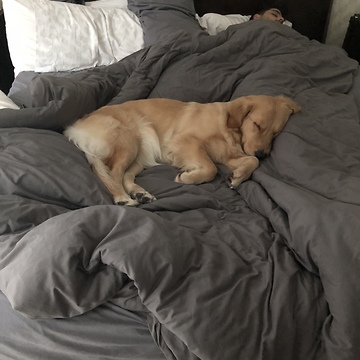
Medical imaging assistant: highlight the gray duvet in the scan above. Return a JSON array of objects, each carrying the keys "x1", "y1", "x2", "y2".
[{"x1": 1, "y1": 15, "x2": 360, "y2": 360}]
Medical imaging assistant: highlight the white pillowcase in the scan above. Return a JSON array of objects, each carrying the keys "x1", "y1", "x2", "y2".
[
  {"x1": 0, "y1": 90, "x2": 20, "y2": 110},
  {"x1": 3, "y1": 0, "x2": 36, "y2": 76},
  {"x1": 197, "y1": 13, "x2": 250, "y2": 36},
  {"x1": 36, "y1": 0, "x2": 144, "y2": 72},
  {"x1": 85, "y1": 0, "x2": 128, "y2": 8},
  {"x1": 3, "y1": 0, "x2": 144, "y2": 75}
]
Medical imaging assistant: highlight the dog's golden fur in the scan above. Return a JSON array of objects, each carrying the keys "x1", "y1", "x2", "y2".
[{"x1": 64, "y1": 95, "x2": 300, "y2": 206}]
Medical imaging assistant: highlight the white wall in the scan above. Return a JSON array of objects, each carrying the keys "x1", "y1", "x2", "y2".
[{"x1": 326, "y1": 0, "x2": 360, "y2": 46}]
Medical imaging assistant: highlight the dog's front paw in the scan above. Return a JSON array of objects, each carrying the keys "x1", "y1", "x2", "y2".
[
  {"x1": 228, "y1": 176, "x2": 243, "y2": 189},
  {"x1": 225, "y1": 175, "x2": 235, "y2": 189},
  {"x1": 227, "y1": 156, "x2": 260, "y2": 188},
  {"x1": 175, "y1": 171, "x2": 185, "y2": 183},
  {"x1": 228, "y1": 172, "x2": 253, "y2": 189},
  {"x1": 130, "y1": 190, "x2": 156, "y2": 204}
]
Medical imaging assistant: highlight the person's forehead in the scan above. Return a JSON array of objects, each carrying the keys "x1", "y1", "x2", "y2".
[{"x1": 266, "y1": 8, "x2": 282, "y2": 16}]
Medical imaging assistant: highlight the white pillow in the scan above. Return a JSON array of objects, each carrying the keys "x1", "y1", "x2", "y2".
[
  {"x1": 3, "y1": 0, "x2": 144, "y2": 75},
  {"x1": 0, "y1": 90, "x2": 20, "y2": 110},
  {"x1": 85, "y1": 0, "x2": 128, "y2": 8},
  {"x1": 3, "y1": 0, "x2": 36, "y2": 76},
  {"x1": 197, "y1": 13, "x2": 250, "y2": 36}
]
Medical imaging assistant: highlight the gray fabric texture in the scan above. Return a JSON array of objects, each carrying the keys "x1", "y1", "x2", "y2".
[
  {"x1": 1, "y1": 14, "x2": 360, "y2": 360},
  {"x1": 127, "y1": 0, "x2": 206, "y2": 46},
  {"x1": 0, "y1": 291, "x2": 165, "y2": 360}
]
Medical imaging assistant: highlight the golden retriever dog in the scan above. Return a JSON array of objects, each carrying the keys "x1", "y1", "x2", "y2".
[{"x1": 64, "y1": 95, "x2": 300, "y2": 206}]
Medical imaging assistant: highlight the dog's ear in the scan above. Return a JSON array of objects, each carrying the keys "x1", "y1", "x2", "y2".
[{"x1": 226, "y1": 97, "x2": 252, "y2": 128}]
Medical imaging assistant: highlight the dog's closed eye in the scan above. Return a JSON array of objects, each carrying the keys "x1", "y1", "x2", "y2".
[{"x1": 253, "y1": 122, "x2": 261, "y2": 131}]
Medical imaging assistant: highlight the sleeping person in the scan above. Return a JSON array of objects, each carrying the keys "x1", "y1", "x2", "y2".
[
  {"x1": 198, "y1": 5, "x2": 290, "y2": 36},
  {"x1": 251, "y1": 7, "x2": 285, "y2": 23}
]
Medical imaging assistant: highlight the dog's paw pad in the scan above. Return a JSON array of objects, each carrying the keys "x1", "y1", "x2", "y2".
[
  {"x1": 139, "y1": 195, "x2": 156, "y2": 204},
  {"x1": 130, "y1": 191, "x2": 156, "y2": 204}
]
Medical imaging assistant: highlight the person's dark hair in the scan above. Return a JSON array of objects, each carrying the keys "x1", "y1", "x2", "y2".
[{"x1": 250, "y1": 1, "x2": 288, "y2": 20}]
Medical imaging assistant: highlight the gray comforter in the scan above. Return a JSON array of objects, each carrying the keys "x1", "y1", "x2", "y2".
[{"x1": 1, "y1": 14, "x2": 360, "y2": 360}]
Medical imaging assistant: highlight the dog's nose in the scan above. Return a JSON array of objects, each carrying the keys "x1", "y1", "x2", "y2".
[{"x1": 254, "y1": 150, "x2": 267, "y2": 160}]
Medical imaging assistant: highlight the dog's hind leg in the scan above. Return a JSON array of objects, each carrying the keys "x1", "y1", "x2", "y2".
[
  {"x1": 123, "y1": 161, "x2": 156, "y2": 204},
  {"x1": 107, "y1": 146, "x2": 152, "y2": 206},
  {"x1": 87, "y1": 138, "x2": 142, "y2": 206},
  {"x1": 89, "y1": 154, "x2": 139, "y2": 206},
  {"x1": 121, "y1": 123, "x2": 160, "y2": 204}
]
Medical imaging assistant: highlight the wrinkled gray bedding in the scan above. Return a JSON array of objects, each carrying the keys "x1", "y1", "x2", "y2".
[
  {"x1": 1, "y1": 8, "x2": 360, "y2": 360},
  {"x1": 0, "y1": 291, "x2": 165, "y2": 360}
]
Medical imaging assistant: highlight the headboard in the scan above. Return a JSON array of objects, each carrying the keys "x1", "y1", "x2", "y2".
[{"x1": 194, "y1": 0, "x2": 333, "y2": 43}]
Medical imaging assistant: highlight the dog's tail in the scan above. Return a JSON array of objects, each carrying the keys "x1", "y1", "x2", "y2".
[
  {"x1": 64, "y1": 125, "x2": 111, "y2": 160},
  {"x1": 86, "y1": 154, "x2": 121, "y2": 195}
]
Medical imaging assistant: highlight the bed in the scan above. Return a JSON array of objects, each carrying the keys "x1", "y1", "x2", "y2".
[{"x1": 1, "y1": 0, "x2": 360, "y2": 359}]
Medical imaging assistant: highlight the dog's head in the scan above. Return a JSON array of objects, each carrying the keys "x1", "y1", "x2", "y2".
[{"x1": 227, "y1": 95, "x2": 301, "y2": 159}]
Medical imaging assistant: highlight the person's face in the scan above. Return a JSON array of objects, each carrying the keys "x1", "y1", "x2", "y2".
[{"x1": 254, "y1": 8, "x2": 285, "y2": 23}]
